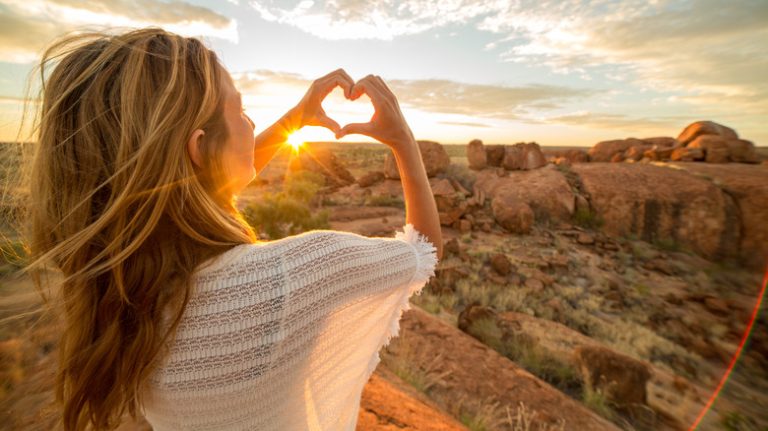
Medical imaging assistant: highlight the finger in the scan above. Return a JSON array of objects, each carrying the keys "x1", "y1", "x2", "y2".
[
  {"x1": 374, "y1": 75, "x2": 399, "y2": 106},
  {"x1": 313, "y1": 113, "x2": 341, "y2": 135},
  {"x1": 349, "y1": 78, "x2": 384, "y2": 108},
  {"x1": 336, "y1": 122, "x2": 373, "y2": 139},
  {"x1": 318, "y1": 69, "x2": 354, "y2": 99}
]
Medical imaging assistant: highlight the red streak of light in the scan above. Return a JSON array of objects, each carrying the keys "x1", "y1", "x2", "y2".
[{"x1": 688, "y1": 264, "x2": 768, "y2": 430}]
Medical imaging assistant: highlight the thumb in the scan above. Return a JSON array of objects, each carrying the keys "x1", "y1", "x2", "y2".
[{"x1": 336, "y1": 122, "x2": 373, "y2": 139}]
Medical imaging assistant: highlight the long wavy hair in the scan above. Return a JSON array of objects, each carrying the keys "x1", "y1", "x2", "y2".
[{"x1": 17, "y1": 27, "x2": 257, "y2": 430}]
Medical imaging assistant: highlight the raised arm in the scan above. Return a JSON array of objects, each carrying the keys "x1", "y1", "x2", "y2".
[{"x1": 335, "y1": 75, "x2": 443, "y2": 260}]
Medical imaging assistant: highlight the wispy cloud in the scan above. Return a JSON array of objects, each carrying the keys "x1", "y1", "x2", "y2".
[
  {"x1": 0, "y1": 0, "x2": 237, "y2": 63},
  {"x1": 248, "y1": 0, "x2": 768, "y2": 119},
  {"x1": 231, "y1": 70, "x2": 596, "y2": 122},
  {"x1": 438, "y1": 121, "x2": 491, "y2": 128},
  {"x1": 249, "y1": 0, "x2": 494, "y2": 41}
]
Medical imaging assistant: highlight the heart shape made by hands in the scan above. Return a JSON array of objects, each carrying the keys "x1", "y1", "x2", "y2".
[{"x1": 320, "y1": 86, "x2": 375, "y2": 136}]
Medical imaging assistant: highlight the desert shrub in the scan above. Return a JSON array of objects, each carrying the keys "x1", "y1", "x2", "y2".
[
  {"x1": 467, "y1": 317, "x2": 581, "y2": 394},
  {"x1": 242, "y1": 171, "x2": 330, "y2": 239},
  {"x1": 363, "y1": 194, "x2": 404, "y2": 208},
  {"x1": 442, "y1": 163, "x2": 477, "y2": 192},
  {"x1": 379, "y1": 330, "x2": 452, "y2": 395},
  {"x1": 720, "y1": 411, "x2": 763, "y2": 431},
  {"x1": 581, "y1": 385, "x2": 616, "y2": 422},
  {"x1": 572, "y1": 206, "x2": 604, "y2": 230}
]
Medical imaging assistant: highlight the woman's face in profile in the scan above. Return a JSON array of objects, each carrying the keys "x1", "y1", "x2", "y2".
[{"x1": 219, "y1": 70, "x2": 257, "y2": 195}]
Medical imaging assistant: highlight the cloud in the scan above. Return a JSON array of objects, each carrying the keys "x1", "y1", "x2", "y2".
[
  {"x1": 248, "y1": 0, "x2": 768, "y2": 119},
  {"x1": 0, "y1": 0, "x2": 237, "y2": 63},
  {"x1": 249, "y1": 0, "x2": 495, "y2": 40},
  {"x1": 387, "y1": 79, "x2": 595, "y2": 120},
  {"x1": 438, "y1": 121, "x2": 491, "y2": 128},
  {"x1": 231, "y1": 70, "x2": 596, "y2": 121},
  {"x1": 545, "y1": 111, "x2": 688, "y2": 132}
]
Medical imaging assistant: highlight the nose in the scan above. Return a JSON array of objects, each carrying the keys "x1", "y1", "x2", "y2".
[{"x1": 245, "y1": 113, "x2": 255, "y2": 129}]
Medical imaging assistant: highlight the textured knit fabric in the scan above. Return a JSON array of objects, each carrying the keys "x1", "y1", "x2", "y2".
[{"x1": 140, "y1": 223, "x2": 439, "y2": 430}]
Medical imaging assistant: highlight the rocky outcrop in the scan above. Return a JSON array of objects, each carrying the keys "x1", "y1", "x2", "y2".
[
  {"x1": 287, "y1": 147, "x2": 356, "y2": 188},
  {"x1": 467, "y1": 141, "x2": 547, "y2": 171},
  {"x1": 389, "y1": 308, "x2": 621, "y2": 431},
  {"x1": 501, "y1": 142, "x2": 547, "y2": 170},
  {"x1": 430, "y1": 177, "x2": 468, "y2": 227},
  {"x1": 574, "y1": 346, "x2": 651, "y2": 409},
  {"x1": 491, "y1": 192, "x2": 534, "y2": 234},
  {"x1": 587, "y1": 121, "x2": 760, "y2": 165},
  {"x1": 677, "y1": 120, "x2": 738, "y2": 145},
  {"x1": 384, "y1": 140, "x2": 451, "y2": 179},
  {"x1": 495, "y1": 312, "x2": 707, "y2": 431},
  {"x1": 588, "y1": 138, "x2": 647, "y2": 162},
  {"x1": 357, "y1": 171, "x2": 385, "y2": 187},
  {"x1": 359, "y1": 367, "x2": 469, "y2": 430},
  {"x1": 474, "y1": 164, "x2": 575, "y2": 223},
  {"x1": 544, "y1": 148, "x2": 590, "y2": 165},
  {"x1": 571, "y1": 163, "x2": 740, "y2": 261},
  {"x1": 466, "y1": 139, "x2": 487, "y2": 170},
  {"x1": 668, "y1": 163, "x2": 768, "y2": 270}
]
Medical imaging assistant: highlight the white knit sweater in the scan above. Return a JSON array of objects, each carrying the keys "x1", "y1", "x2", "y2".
[{"x1": 140, "y1": 224, "x2": 439, "y2": 430}]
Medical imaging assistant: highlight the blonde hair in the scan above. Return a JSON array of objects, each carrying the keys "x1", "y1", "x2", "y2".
[{"x1": 17, "y1": 27, "x2": 257, "y2": 430}]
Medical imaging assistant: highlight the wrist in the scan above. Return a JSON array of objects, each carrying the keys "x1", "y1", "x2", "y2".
[{"x1": 279, "y1": 107, "x2": 301, "y2": 134}]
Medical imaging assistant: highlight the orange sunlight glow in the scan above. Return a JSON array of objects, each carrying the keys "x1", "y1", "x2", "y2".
[{"x1": 286, "y1": 131, "x2": 304, "y2": 153}]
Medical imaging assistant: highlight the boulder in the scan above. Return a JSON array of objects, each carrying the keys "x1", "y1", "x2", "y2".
[
  {"x1": 485, "y1": 144, "x2": 505, "y2": 167},
  {"x1": 288, "y1": 147, "x2": 355, "y2": 188},
  {"x1": 502, "y1": 142, "x2": 547, "y2": 170},
  {"x1": 677, "y1": 120, "x2": 738, "y2": 146},
  {"x1": 466, "y1": 139, "x2": 487, "y2": 170},
  {"x1": 669, "y1": 163, "x2": 768, "y2": 269},
  {"x1": 641, "y1": 137, "x2": 679, "y2": 148},
  {"x1": 670, "y1": 147, "x2": 704, "y2": 162},
  {"x1": 588, "y1": 138, "x2": 645, "y2": 162},
  {"x1": 574, "y1": 346, "x2": 651, "y2": 408},
  {"x1": 491, "y1": 191, "x2": 534, "y2": 234},
  {"x1": 572, "y1": 163, "x2": 740, "y2": 261},
  {"x1": 565, "y1": 149, "x2": 590, "y2": 164},
  {"x1": 624, "y1": 145, "x2": 651, "y2": 162},
  {"x1": 725, "y1": 139, "x2": 760, "y2": 163},
  {"x1": 489, "y1": 253, "x2": 513, "y2": 276},
  {"x1": 399, "y1": 308, "x2": 622, "y2": 431},
  {"x1": 357, "y1": 171, "x2": 385, "y2": 187},
  {"x1": 643, "y1": 146, "x2": 676, "y2": 161},
  {"x1": 430, "y1": 178, "x2": 467, "y2": 227},
  {"x1": 474, "y1": 164, "x2": 576, "y2": 223},
  {"x1": 384, "y1": 140, "x2": 450, "y2": 179},
  {"x1": 688, "y1": 135, "x2": 731, "y2": 163},
  {"x1": 457, "y1": 303, "x2": 498, "y2": 333}
]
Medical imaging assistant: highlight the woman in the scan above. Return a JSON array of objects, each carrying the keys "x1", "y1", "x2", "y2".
[{"x1": 21, "y1": 27, "x2": 442, "y2": 430}]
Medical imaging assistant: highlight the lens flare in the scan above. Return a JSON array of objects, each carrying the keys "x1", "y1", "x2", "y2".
[{"x1": 286, "y1": 132, "x2": 304, "y2": 153}]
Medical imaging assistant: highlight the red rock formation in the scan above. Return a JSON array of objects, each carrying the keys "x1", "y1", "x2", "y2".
[
  {"x1": 384, "y1": 140, "x2": 451, "y2": 179},
  {"x1": 677, "y1": 121, "x2": 738, "y2": 146},
  {"x1": 474, "y1": 165, "x2": 575, "y2": 223},
  {"x1": 466, "y1": 139, "x2": 487, "y2": 170},
  {"x1": 571, "y1": 163, "x2": 740, "y2": 261},
  {"x1": 491, "y1": 191, "x2": 534, "y2": 234}
]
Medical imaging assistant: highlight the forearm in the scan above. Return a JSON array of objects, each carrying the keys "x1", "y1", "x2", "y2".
[
  {"x1": 253, "y1": 109, "x2": 300, "y2": 175},
  {"x1": 393, "y1": 141, "x2": 443, "y2": 260}
]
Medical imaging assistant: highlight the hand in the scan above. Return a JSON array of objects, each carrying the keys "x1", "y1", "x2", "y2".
[
  {"x1": 335, "y1": 74, "x2": 415, "y2": 152},
  {"x1": 287, "y1": 68, "x2": 354, "y2": 135}
]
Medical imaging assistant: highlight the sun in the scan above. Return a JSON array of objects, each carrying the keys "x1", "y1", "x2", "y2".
[{"x1": 286, "y1": 131, "x2": 304, "y2": 153}]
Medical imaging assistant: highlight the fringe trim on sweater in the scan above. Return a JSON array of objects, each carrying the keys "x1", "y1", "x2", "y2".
[{"x1": 366, "y1": 223, "x2": 439, "y2": 376}]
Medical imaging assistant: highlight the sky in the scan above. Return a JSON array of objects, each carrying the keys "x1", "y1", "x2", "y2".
[{"x1": 0, "y1": 0, "x2": 766, "y2": 146}]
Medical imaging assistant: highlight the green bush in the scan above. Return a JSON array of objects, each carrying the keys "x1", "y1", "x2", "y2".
[
  {"x1": 242, "y1": 171, "x2": 330, "y2": 239},
  {"x1": 573, "y1": 206, "x2": 604, "y2": 229}
]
